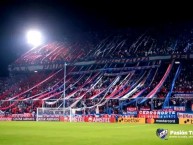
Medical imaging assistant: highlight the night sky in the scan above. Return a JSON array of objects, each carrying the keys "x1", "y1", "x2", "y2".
[{"x1": 0, "y1": 0, "x2": 192, "y2": 77}]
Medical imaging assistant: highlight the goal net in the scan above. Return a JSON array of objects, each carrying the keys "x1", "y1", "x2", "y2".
[{"x1": 36, "y1": 107, "x2": 73, "y2": 122}]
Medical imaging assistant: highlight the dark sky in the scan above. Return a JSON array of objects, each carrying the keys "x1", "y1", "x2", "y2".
[{"x1": 0, "y1": 0, "x2": 193, "y2": 77}]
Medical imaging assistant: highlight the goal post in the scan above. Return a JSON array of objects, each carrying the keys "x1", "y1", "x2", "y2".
[{"x1": 36, "y1": 107, "x2": 73, "y2": 122}]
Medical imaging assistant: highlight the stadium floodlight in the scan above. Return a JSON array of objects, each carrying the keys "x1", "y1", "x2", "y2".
[{"x1": 27, "y1": 30, "x2": 42, "y2": 47}]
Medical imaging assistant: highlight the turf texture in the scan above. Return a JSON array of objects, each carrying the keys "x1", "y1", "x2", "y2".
[{"x1": 0, "y1": 122, "x2": 192, "y2": 145}]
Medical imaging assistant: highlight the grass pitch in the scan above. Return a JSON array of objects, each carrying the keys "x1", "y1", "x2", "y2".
[{"x1": 0, "y1": 122, "x2": 192, "y2": 145}]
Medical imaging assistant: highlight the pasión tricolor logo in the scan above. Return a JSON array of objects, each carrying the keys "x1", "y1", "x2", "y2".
[
  {"x1": 156, "y1": 128, "x2": 168, "y2": 139},
  {"x1": 156, "y1": 129, "x2": 193, "y2": 139}
]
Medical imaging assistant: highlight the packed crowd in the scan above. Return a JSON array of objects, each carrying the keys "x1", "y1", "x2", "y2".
[
  {"x1": 10, "y1": 27, "x2": 193, "y2": 67},
  {"x1": 1, "y1": 26, "x2": 193, "y2": 115},
  {"x1": 1, "y1": 60, "x2": 193, "y2": 115}
]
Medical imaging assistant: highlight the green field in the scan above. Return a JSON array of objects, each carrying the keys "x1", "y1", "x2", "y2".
[{"x1": 0, "y1": 122, "x2": 192, "y2": 145}]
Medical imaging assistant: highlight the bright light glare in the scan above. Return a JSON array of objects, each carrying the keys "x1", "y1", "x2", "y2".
[
  {"x1": 175, "y1": 61, "x2": 180, "y2": 64},
  {"x1": 27, "y1": 30, "x2": 42, "y2": 47}
]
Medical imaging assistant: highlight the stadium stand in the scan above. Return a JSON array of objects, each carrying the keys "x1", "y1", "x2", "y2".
[{"x1": 0, "y1": 28, "x2": 193, "y2": 116}]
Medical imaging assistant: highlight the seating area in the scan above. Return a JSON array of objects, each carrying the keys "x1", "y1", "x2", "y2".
[
  {"x1": 1, "y1": 28, "x2": 193, "y2": 115},
  {"x1": 10, "y1": 27, "x2": 193, "y2": 67}
]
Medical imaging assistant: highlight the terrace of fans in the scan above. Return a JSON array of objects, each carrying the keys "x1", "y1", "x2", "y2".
[{"x1": 0, "y1": 28, "x2": 193, "y2": 116}]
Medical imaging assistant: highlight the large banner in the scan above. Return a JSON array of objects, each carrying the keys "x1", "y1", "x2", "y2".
[
  {"x1": 173, "y1": 106, "x2": 186, "y2": 112},
  {"x1": 171, "y1": 54, "x2": 189, "y2": 59},
  {"x1": 118, "y1": 117, "x2": 145, "y2": 124},
  {"x1": 177, "y1": 112, "x2": 193, "y2": 118},
  {"x1": 174, "y1": 93, "x2": 193, "y2": 98},
  {"x1": 85, "y1": 116, "x2": 116, "y2": 123},
  {"x1": 12, "y1": 117, "x2": 35, "y2": 121},
  {"x1": 125, "y1": 111, "x2": 138, "y2": 117},
  {"x1": 127, "y1": 107, "x2": 137, "y2": 111},
  {"x1": 97, "y1": 57, "x2": 149, "y2": 64},
  {"x1": 179, "y1": 118, "x2": 193, "y2": 124},
  {"x1": 12, "y1": 113, "x2": 32, "y2": 118},
  {"x1": 38, "y1": 117, "x2": 60, "y2": 121},
  {"x1": 145, "y1": 118, "x2": 179, "y2": 124},
  {"x1": 162, "y1": 106, "x2": 174, "y2": 111},
  {"x1": 0, "y1": 117, "x2": 12, "y2": 121},
  {"x1": 138, "y1": 110, "x2": 176, "y2": 118},
  {"x1": 153, "y1": 118, "x2": 179, "y2": 124},
  {"x1": 62, "y1": 115, "x2": 116, "y2": 123}
]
